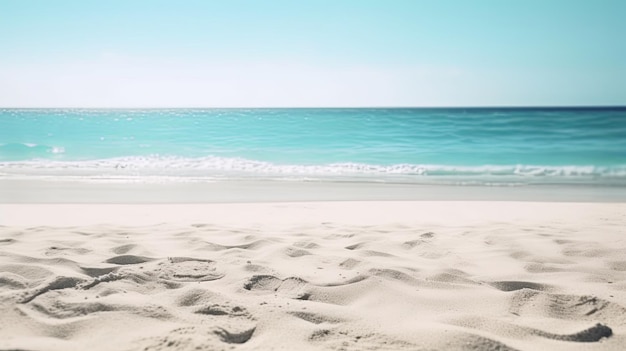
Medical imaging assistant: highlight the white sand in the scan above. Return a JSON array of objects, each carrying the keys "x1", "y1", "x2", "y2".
[{"x1": 1, "y1": 202, "x2": 625, "y2": 350}]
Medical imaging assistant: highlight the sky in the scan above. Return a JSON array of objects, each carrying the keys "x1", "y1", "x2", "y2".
[{"x1": 0, "y1": 0, "x2": 625, "y2": 107}]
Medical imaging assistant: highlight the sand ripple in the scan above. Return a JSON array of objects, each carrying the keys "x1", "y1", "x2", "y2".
[{"x1": 1, "y1": 213, "x2": 625, "y2": 350}]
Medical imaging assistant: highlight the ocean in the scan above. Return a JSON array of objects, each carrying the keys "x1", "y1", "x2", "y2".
[{"x1": 1, "y1": 107, "x2": 625, "y2": 186}]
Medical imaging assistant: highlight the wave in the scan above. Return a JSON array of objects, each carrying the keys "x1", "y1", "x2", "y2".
[{"x1": 1, "y1": 155, "x2": 625, "y2": 186}]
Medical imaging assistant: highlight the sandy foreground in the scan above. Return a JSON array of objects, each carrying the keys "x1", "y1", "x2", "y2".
[{"x1": 1, "y1": 202, "x2": 625, "y2": 351}]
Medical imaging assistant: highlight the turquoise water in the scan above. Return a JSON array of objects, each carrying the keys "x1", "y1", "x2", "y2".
[{"x1": 1, "y1": 108, "x2": 625, "y2": 185}]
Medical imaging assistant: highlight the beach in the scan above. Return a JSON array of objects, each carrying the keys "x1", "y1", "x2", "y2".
[
  {"x1": 1, "y1": 108, "x2": 625, "y2": 350},
  {"x1": 2, "y1": 0, "x2": 625, "y2": 348},
  {"x1": 1, "y1": 184, "x2": 625, "y2": 350}
]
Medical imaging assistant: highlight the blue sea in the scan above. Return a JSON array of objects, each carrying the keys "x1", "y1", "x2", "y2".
[{"x1": 1, "y1": 108, "x2": 625, "y2": 186}]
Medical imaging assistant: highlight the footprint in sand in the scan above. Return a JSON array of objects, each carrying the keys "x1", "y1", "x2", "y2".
[
  {"x1": 138, "y1": 325, "x2": 256, "y2": 351},
  {"x1": 243, "y1": 275, "x2": 310, "y2": 300},
  {"x1": 74, "y1": 257, "x2": 224, "y2": 297},
  {"x1": 162, "y1": 289, "x2": 257, "y2": 349},
  {"x1": 242, "y1": 274, "x2": 372, "y2": 305},
  {"x1": 177, "y1": 288, "x2": 254, "y2": 320},
  {"x1": 157, "y1": 257, "x2": 224, "y2": 282},
  {"x1": 509, "y1": 290, "x2": 626, "y2": 324}
]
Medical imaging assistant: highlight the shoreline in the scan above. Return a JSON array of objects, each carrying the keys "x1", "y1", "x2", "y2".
[
  {"x1": 3, "y1": 201, "x2": 626, "y2": 226},
  {"x1": 2, "y1": 178, "x2": 626, "y2": 203}
]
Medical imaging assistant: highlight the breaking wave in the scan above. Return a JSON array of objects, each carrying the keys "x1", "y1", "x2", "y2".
[{"x1": 1, "y1": 155, "x2": 625, "y2": 185}]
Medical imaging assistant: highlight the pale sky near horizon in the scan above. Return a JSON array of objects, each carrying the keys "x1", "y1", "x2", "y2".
[{"x1": 1, "y1": 0, "x2": 625, "y2": 107}]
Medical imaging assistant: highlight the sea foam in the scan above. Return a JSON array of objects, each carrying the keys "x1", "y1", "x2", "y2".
[{"x1": 1, "y1": 155, "x2": 625, "y2": 185}]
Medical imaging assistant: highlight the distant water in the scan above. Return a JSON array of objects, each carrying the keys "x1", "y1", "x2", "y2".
[{"x1": 1, "y1": 108, "x2": 625, "y2": 186}]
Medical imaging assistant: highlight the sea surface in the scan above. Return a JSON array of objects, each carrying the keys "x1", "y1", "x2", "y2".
[{"x1": 1, "y1": 107, "x2": 625, "y2": 186}]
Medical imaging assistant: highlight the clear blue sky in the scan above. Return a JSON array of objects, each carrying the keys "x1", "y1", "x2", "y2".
[{"x1": 1, "y1": 0, "x2": 624, "y2": 107}]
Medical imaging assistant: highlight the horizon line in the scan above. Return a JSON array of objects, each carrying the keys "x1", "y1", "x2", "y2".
[{"x1": 1, "y1": 105, "x2": 625, "y2": 110}]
